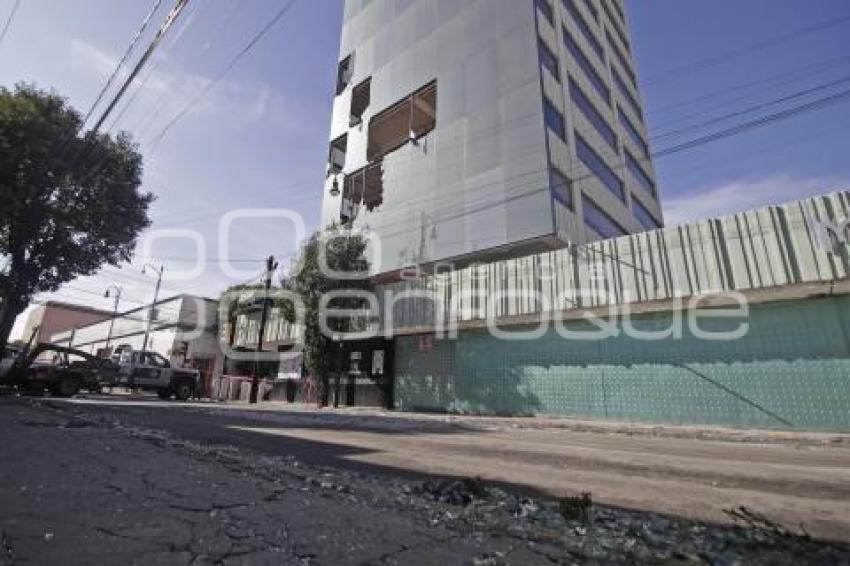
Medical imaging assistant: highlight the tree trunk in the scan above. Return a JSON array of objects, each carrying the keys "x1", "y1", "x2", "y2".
[{"x1": 0, "y1": 296, "x2": 24, "y2": 354}]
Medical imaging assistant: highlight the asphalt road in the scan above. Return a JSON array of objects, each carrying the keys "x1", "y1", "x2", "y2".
[
  {"x1": 50, "y1": 395, "x2": 850, "y2": 542},
  {"x1": 0, "y1": 397, "x2": 556, "y2": 565}
]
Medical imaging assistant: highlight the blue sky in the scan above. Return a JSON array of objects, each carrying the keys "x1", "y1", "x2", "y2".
[{"x1": 3, "y1": 0, "x2": 850, "y2": 336}]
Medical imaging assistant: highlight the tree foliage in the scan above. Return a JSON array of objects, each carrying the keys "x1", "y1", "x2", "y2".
[
  {"x1": 0, "y1": 83, "x2": 153, "y2": 349},
  {"x1": 284, "y1": 227, "x2": 371, "y2": 402}
]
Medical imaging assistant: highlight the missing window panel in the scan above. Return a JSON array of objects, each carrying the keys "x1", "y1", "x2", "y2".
[{"x1": 367, "y1": 81, "x2": 437, "y2": 161}]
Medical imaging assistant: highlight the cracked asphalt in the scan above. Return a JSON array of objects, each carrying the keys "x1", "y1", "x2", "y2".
[
  {"x1": 0, "y1": 397, "x2": 561, "y2": 565},
  {"x1": 1, "y1": 396, "x2": 849, "y2": 565}
]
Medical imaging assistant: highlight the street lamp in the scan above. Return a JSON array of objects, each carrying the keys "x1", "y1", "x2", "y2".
[
  {"x1": 329, "y1": 174, "x2": 341, "y2": 197},
  {"x1": 104, "y1": 284, "x2": 122, "y2": 350}
]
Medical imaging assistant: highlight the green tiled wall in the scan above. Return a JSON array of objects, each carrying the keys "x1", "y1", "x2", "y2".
[{"x1": 394, "y1": 296, "x2": 850, "y2": 430}]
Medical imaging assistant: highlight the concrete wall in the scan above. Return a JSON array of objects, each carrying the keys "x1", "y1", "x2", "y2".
[
  {"x1": 394, "y1": 295, "x2": 850, "y2": 430},
  {"x1": 21, "y1": 303, "x2": 112, "y2": 344}
]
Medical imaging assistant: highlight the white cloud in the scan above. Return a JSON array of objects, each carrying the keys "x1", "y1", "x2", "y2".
[
  {"x1": 69, "y1": 38, "x2": 119, "y2": 77},
  {"x1": 68, "y1": 38, "x2": 173, "y2": 102},
  {"x1": 66, "y1": 35, "x2": 323, "y2": 144},
  {"x1": 662, "y1": 175, "x2": 850, "y2": 226}
]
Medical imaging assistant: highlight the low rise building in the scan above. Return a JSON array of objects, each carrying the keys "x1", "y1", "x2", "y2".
[
  {"x1": 50, "y1": 294, "x2": 223, "y2": 394},
  {"x1": 19, "y1": 301, "x2": 113, "y2": 346}
]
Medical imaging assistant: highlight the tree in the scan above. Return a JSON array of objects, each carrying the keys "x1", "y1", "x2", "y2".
[
  {"x1": 0, "y1": 84, "x2": 153, "y2": 351},
  {"x1": 285, "y1": 227, "x2": 372, "y2": 406}
]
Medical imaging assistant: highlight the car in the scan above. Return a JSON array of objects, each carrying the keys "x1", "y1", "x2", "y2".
[{"x1": 117, "y1": 350, "x2": 200, "y2": 401}]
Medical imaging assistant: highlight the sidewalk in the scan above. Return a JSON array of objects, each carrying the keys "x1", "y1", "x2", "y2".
[{"x1": 203, "y1": 399, "x2": 850, "y2": 448}]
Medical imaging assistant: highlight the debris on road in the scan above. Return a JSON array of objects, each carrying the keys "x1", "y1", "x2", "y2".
[
  {"x1": 3, "y1": 397, "x2": 848, "y2": 565},
  {"x1": 558, "y1": 491, "x2": 593, "y2": 522},
  {"x1": 419, "y1": 476, "x2": 488, "y2": 505}
]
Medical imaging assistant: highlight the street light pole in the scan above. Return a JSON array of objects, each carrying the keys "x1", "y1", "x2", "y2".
[
  {"x1": 250, "y1": 255, "x2": 277, "y2": 404},
  {"x1": 141, "y1": 263, "x2": 164, "y2": 352},
  {"x1": 104, "y1": 285, "x2": 122, "y2": 351}
]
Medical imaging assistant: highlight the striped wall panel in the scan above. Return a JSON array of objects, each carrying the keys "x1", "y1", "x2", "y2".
[{"x1": 379, "y1": 191, "x2": 850, "y2": 331}]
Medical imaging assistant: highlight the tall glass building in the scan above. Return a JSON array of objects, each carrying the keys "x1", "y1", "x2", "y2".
[{"x1": 321, "y1": 0, "x2": 662, "y2": 276}]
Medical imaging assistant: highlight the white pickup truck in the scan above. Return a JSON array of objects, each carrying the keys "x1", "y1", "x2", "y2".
[{"x1": 117, "y1": 350, "x2": 200, "y2": 401}]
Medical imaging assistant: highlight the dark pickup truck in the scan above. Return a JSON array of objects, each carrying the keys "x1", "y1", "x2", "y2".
[{"x1": 1, "y1": 343, "x2": 118, "y2": 397}]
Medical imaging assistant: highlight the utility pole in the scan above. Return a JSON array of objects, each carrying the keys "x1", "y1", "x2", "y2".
[
  {"x1": 104, "y1": 285, "x2": 122, "y2": 351},
  {"x1": 250, "y1": 255, "x2": 277, "y2": 404},
  {"x1": 334, "y1": 334, "x2": 344, "y2": 408},
  {"x1": 141, "y1": 263, "x2": 164, "y2": 352}
]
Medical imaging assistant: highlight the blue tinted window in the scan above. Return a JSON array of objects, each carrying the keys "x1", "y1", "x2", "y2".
[
  {"x1": 570, "y1": 80, "x2": 616, "y2": 150},
  {"x1": 538, "y1": 40, "x2": 560, "y2": 82},
  {"x1": 618, "y1": 107, "x2": 648, "y2": 156},
  {"x1": 584, "y1": 197, "x2": 626, "y2": 239},
  {"x1": 612, "y1": 67, "x2": 642, "y2": 121},
  {"x1": 563, "y1": 28, "x2": 610, "y2": 105},
  {"x1": 633, "y1": 198, "x2": 661, "y2": 230},
  {"x1": 544, "y1": 98, "x2": 566, "y2": 140},
  {"x1": 606, "y1": 29, "x2": 636, "y2": 86},
  {"x1": 562, "y1": 0, "x2": 604, "y2": 61},
  {"x1": 609, "y1": 0, "x2": 626, "y2": 24},
  {"x1": 550, "y1": 167, "x2": 572, "y2": 207},
  {"x1": 536, "y1": 0, "x2": 554, "y2": 24},
  {"x1": 625, "y1": 149, "x2": 655, "y2": 197},
  {"x1": 582, "y1": 0, "x2": 599, "y2": 22},
  {"x1": 601, "y1": 1, "x2": 630, "y2": 52},
  {"x1": 575, "y1": 133, "x2": 624, "y2": 201}
]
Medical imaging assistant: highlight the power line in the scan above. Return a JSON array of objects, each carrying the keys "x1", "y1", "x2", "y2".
[
  {"x1": 64, "y1": 0, "x2": 296, "y2": 201},
  {"x1": 147, "y1": 0, "x2": 300, "y2": 151},
  {"x1": 128, "y1": 0, "x2": 243, "y2": 139},
  {"x1": 88, "y1": 0, "x2": 192, "y2": 135},
  {"x1": 102, "y1": 0, "x2": 201, "y2": 135},
  {"x1": 645, "y1": 13, "x2": 850, "y2": 85},
  {"x1": 375, "y1": 87, "x2": 850, "y2": 241},
  {"x1": 647, "y1": 52, "x2": 850, "y2": 120},
  {"x1": 360, "y1": 74, "x2": 850, "y2": 237},
  {"x1": 113, "y1": 0, "x2": 205, "y2": 136},
  {"x1": 653, "y1": 87, "x2": 850, "y2": 158},
  {"x1": 651, "y1": 74, "x2": 850, "y2": 142},
  {"x1": 80, "y1": 0, "x2": 165, "y2": 128},
  {"x1": 51, "y1": 0, "x2": 193, "y2": 200},
  {"x1": 0, "y1": 0, "x2": 20, "y2": 48}
]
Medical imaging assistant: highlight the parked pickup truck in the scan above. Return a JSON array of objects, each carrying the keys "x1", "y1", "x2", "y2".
[
  {"x1": 117, "y1": 351, "x2": 199, "y2": 401},
  {"x1": 1, "y1": 343, "x2": 118, "y2": 397}
]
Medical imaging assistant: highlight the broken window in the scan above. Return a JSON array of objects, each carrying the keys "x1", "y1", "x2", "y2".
[
  {"x1": 340, "y1": 162, "x2": 385, "y2": 223},
  {"x1": 328, "y1": 134, "x2": 347, "y2": 174},
  {"x1": 410, "y1": 82, "x2": 437, "y2": 138},
  {"x1": 362, "y1": 162, "x2": 383, "y2": 211},
  {"x1": 336, "y1": 54, "x2": 353, "y2": 95},
  {"x1": 350, "y1": 78, "x2": 371, "y2": 127},
  {"x1": 367, "y1": 81, "x2": 437, "y2": 161},
  {"x1": 341, "y1": 169, "x2": 363, "y2": 224}
]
